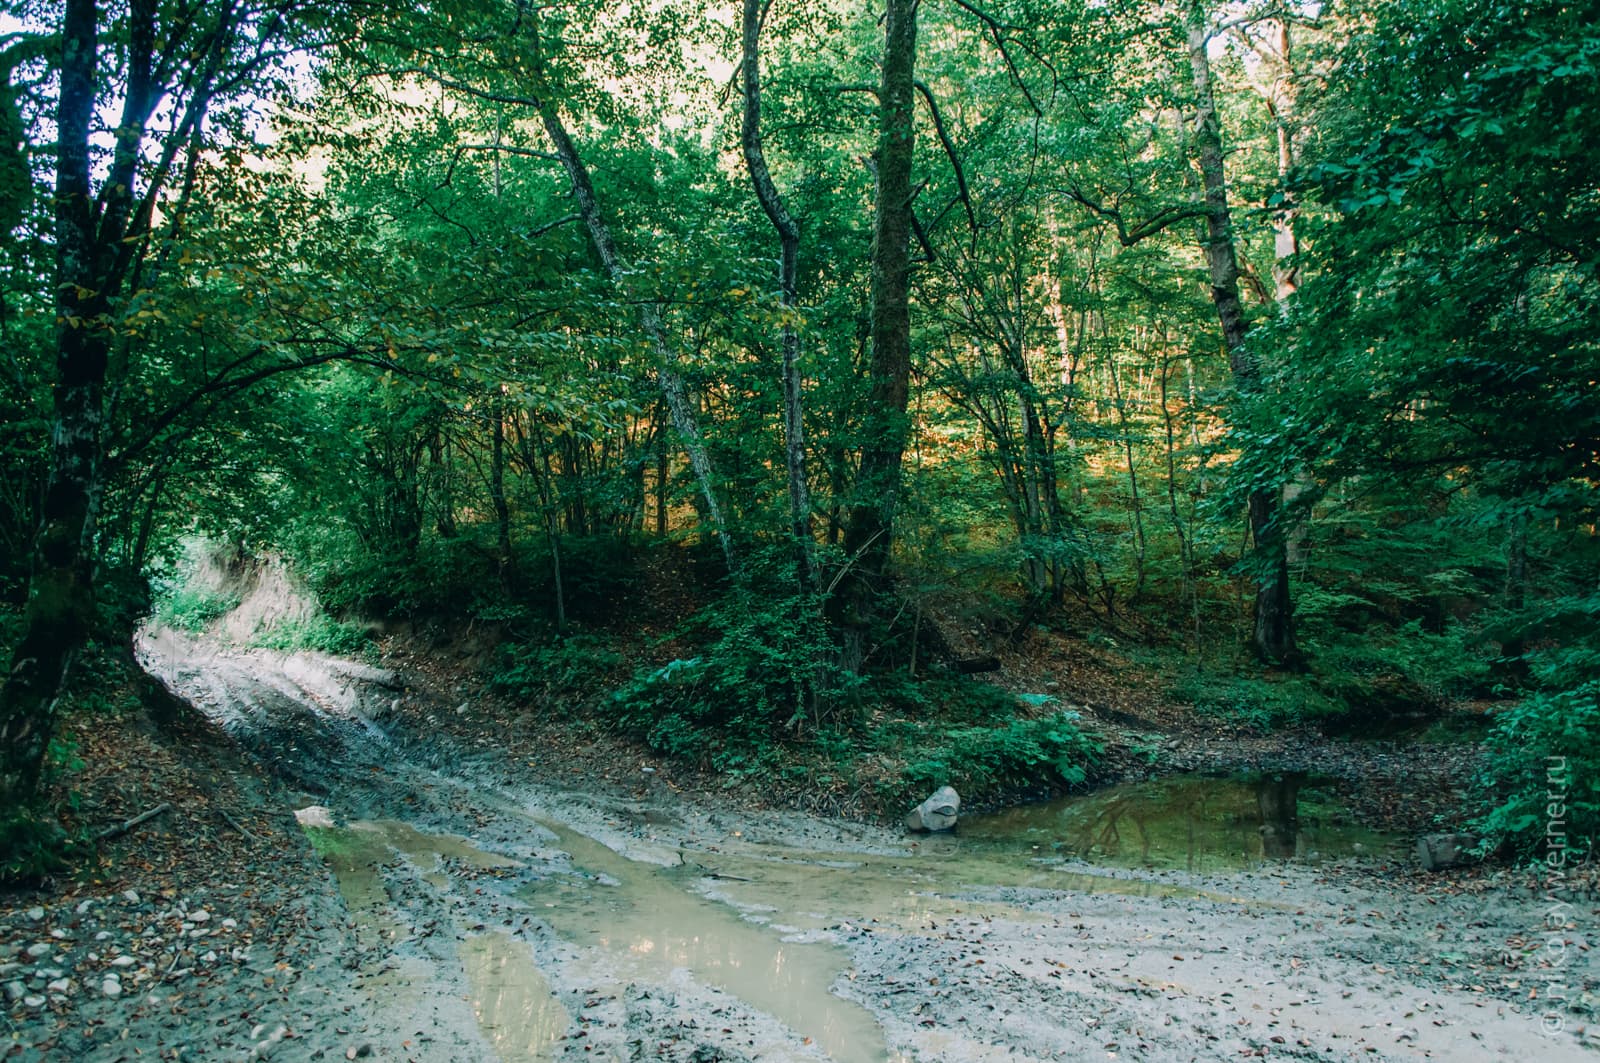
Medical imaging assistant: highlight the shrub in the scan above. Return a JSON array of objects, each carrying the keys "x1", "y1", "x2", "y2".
[
  {"x1": 898, "y1": 711, "x2": 1102, "y2": 802},
  {"x1": 489, "y1": 634, "x2": 624, "y2": 706},
  {"x1": 1171, "y1": 671, "x2": 1341, "y2": 732},
  {"x1": 0, "y1": 811, "x2": 79, "y2": 886},
  {"x1": 252, "y1": 614, "x2": 371, "y2": 656},
  {"x1": 607, "y1": 549, "x2": 829, "y2": 769},
  {"x1": 153, "y1": 584, "x2": 240, "y2": 633},
  {"x1": 1475, "y1": 680, "x2": 1600, "y2": 859}
]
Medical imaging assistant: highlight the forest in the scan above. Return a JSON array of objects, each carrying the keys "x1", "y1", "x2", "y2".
[{"x1": 0, "y1": 0, "x2": 1597, "y2": 880}]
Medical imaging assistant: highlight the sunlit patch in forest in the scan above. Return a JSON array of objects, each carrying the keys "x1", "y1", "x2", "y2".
[{"x1": 959, "y1": 772, "x2": 1398, "y2": 872}]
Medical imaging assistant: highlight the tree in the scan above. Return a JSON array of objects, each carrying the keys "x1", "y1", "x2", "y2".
[
  {"x1": 0, "y1": 0, "x2": 354, "y2": 809},
  {"x1": 836, "y1": 0, "x2": 918, "y2": 663},
  {"x1": 740, "y1": 0, "x2": 815, "y2": 592},
  {"x1": 1187, "y1": 2, "x2": 1297, "y2": 665}
]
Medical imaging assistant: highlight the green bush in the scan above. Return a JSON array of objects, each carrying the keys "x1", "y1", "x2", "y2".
[
  {"x1": 607, "y1": 550, "x2": 829, "y2": 770},
  {"x1": 251, "y1": 614, "x2": 371, "y2": 655},
  {"x1": 0, "y1": 811, "x2": 80, "y2": 886},
  {"x1": 153, "y1": 584, "x2": 240, "y2": 633},
  {"x1": 489, "y1": 633, "x2": 623, "y2": 706},
  {"x1": 1475, "y1": 680, "x2": 1600, "y2": 859},
  {"x1": 1171, "y1": 670, "x2": 1341, "y2": 731},
  {"x1": 898, "y1": 711, "x2": 1102, "y2": 802}
]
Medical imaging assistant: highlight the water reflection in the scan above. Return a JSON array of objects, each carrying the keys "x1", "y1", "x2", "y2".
[{"x1": 960, "y1": 772, "x2": 1391, "y2": 872}]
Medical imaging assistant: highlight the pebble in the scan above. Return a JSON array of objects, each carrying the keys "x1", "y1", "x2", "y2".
[
  {"x1": 222, "y1": 918, "x2": 238, "y2": 930},
  {"x1": 24, "y1": 943, "x2": 51, "y2": 960},
  {"x1": 101, "y1": 977, "x2": 122, "y2": 998},
  {"x1": 49, "y1": 928, "x2": 70, "y2": 940},
  {"x1": 22, "y1": 994, "x2": 43, "y2": 1008},
  {"x1": 122, "y1": 890, "x2": 140, "y2": 904},
  {"x1": 3, "y1": 981, "x2": 23, "y2": 1002},
  {"x1": 23, "y1": 907, "x2": 44, "y2": 924},
  {"x1": 190, "y1": 910, "x2": 211, "y2": 923},
  {"x1": 111, "y1": 955, "x2": 137, "y2": 968},
  {"x1": 75, "y1": 899, "x2": 94, "y2": 916},
  {"x1": 46, "y1": 978, "x2": 70, "y2": 994},
  {"x1": 95, "y1": 931, "x2": 112, "y2": 941}
]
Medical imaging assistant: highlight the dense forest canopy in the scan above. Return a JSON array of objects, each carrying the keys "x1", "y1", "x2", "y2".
[{"x1": 1, "y1": 0, "x2": 1596, "y2": 857}]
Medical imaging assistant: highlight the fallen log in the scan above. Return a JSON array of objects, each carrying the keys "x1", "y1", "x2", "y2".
[{"x1": 96, "y1": 802, "x2": 173, "y2": 842}]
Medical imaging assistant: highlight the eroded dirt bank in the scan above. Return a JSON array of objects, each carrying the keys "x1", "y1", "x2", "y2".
[{"x1": 4, "y1": 630, "x2": 1596, "y2": 1062}]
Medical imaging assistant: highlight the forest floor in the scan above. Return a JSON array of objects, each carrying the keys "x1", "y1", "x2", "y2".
[{"x1": 1, "y1": 626, "x2": 1597, "y2": 1062}]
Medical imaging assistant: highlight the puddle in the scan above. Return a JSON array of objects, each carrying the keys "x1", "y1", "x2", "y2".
[
  {"x1": 301, "y1": 819, "x2": 519, "y2": 939},
  {"x1": 519, "y1": 817, "x2": 910, "y2": 1063},
  {"x1": 460, "y1": 931, "x2": 571, "y2": 1062},
  {"x1": 959, "y1": 772, "x2": 1396, "y2": 872}
]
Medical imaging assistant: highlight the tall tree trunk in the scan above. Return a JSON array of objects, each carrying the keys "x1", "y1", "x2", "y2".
[
  {"x1": 837, "y1": 0, "x2": 918, "y2": 660},
  {"x1": 535, "y1": 99, "x2": 736, "y2": 573},
  {"x1": 0, "y1": 0, "x2": 105, "y2": 810},
  {"x1": 741, "y1": 0, "x2": 815, "y2": 592},
  {"x1": 1189, "y1": 11, "x2": 1297, "y2": 666}
]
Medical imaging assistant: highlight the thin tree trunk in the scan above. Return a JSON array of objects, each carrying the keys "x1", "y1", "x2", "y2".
[
  {"x1": 536, "y1": 99, "x2": 736, "y2": 573},
  {"x1": 1189, "y1": 11, "x2": 1297, "y2": 666},
  {"x1": 741, "y1": 0, "x2": 815, "y2": 592},
  {"x1": 490, "y1": 400, "x2": 512, "y2": 584}
]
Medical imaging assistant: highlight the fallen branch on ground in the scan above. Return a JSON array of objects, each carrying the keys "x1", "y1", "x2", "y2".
[{"x1": 96, "y1": 802, "x2": 173, "y2": 842}]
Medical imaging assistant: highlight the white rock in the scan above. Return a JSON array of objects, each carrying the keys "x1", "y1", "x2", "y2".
[
  {"x1": 48, "y1": 929, "x2": 69, "y2": 940},
  {"x1": 904, "y1": 786, "x2": 962, "y2": 832},
  {"x1": 202, "y1": 951, "x2": 218, "y2": 964},
  {"x1": 75, "y1": 900, "x2": 94, "y2": 916},
  {"x1": 121, "y1": 889, "x2": 140, "y2": 904},
  {"x1": 23, "y1": 907, "x2": 44, "y2": 924},
  {"x1": 22, "y1": 994, "x2": 44, "y2": 1008},
  {"x1": 24, "y1": 943, "x2": 51, "y2": 960},
  {"x1": 221, "y1": 918, "x2": 238, "y2": 930},
  {"x1": 3, "y1": 981, "x2": 24, "y2": 1002},
  {"x1": 190, "y1": 910, "x2": 211, "y2": 923},
  {"x1": 95, "y1": 931, "x2": 112, "y2": 941},
  {"x1": 46, "y1": 979, "x2": 69, "y2": 994},
  {"x1": 111, "y1": 955, "x2": 137, "y2": 968},
  {"x1": 101, "y1": 978, "x2": 122, "y2": 998}
]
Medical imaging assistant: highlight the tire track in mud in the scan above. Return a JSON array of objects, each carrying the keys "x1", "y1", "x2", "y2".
[{"x1": 136, "y1": 628, "x2": 1599, "y2": 1063}]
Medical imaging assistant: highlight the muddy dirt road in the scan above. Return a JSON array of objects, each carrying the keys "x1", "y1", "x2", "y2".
[{"x1": 119, "y1": 629, "x2": 1597, "y2": 1062}]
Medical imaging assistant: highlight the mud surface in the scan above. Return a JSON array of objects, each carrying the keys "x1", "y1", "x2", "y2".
[{"x1": 6, "y1": 628, "x2": 1592, "y2": 1061}]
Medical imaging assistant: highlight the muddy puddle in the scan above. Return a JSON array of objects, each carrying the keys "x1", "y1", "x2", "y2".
[
  {"x1": 959, "y1": 771, "x2": 1396, "y2": 872},
  {"x1": 460, "y1": 931, "x2": 571, "y2": 1062},
  {"x1": 522, "y1": 817, "x2": 909, "y2": 1063},
  {"x1": 298, "y1": 778, "x2": 1385, "y2": 1062}
]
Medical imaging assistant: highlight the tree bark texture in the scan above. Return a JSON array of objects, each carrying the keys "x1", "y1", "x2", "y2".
[
  {"x1": 0, "y1": 0, "x2": 105, "y2": 812},
  {"x1": 1189, "y1": 14, "x2": 1297, "y2": 666},
  {"x1": 839, "y1": 0, "x2": 918, "y2": 637},
  {"x1": 741, "y1": 0, "x2": 815, "y2": 591}
]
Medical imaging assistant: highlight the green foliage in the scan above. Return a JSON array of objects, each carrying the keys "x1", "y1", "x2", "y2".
[
  {"x1": 1171, "y1": 671, "x2": 1341, "y2": 732},
  {"x1": 607, "y1": 550, "x2": 829, "y2": 770},
  {"x1": 489, "y1": 634, "x2": 624, "y2": 706},
  {"x1": 153, "y1": 584, "x2": 241, "y2": 634},
  {"x1": 251, "y1": 614, "x2": 371, "y2": 656},
  {"x1": 1475, "y1": 682, "x2": 1600, "y2": 859},
  {"x1": 0, "y1": 810, "x2": 79, "y2": 887},
  {"x1": 895, "y1": 711, "x2": 1102, "y2": 802}
]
